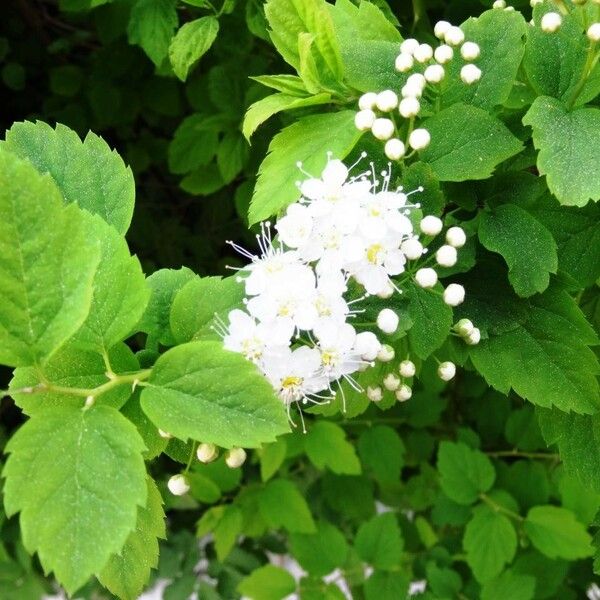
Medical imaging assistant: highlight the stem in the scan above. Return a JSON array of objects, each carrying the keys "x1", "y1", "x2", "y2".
[
  {"x1": 566, "y1": 43, "x2": 600, "y2": 109},
  {"x1": 479, "y1": 493, "x2": 524, "y2": 522},
  {"x1": 485, "y1": 450, "x2": 559, "y2": 460}
]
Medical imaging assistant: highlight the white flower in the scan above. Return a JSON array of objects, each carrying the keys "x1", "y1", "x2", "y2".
[
  {"x1": 446, "y1": 226, "x2": 466, "y2": 248},
  {"x1": 456, "y1": 318, "x2": 474, "y2": 336},
  {"x1": 372, "y1": 118, "x2": 395, "y2": 140},
  {"x1": 414, "y1": 43, "x2": 433, "y2": 63},
  {"x1": 436, "y1": 244, "x2": 458, "y2": 267},
  {"x1": 376, "y1": 90, "x2": 399, "y2": 112},
  {"x1": 355, "y1": 109, "x2": 376, "y2": 131},
  {"x1": 424, "y1": 64, "x2": 445, "y2": 83},
  {"x1": 197, "y1": 443, "x2": 218, "y2": 463},
  {"x1": 445, "y1": 26, "x2": 465, "y2": 46},
  {"x1": 461, "y1": 64, "x2": 482, "y2": 85},
  {"x1": 354, "y1": 331, "x2": 381, "y2": 361},
  {"x1": 358, "y1": 92, "x2": 378, "y2": 110},
  {"x1": 409, "y1": 128, "x2": 431, "y2": 150},
  {"x1": 541, "y1": 12, "x2": 561, "y2": 33},
  {"x1": 367, "y1": 386, "x2": 383, "y2": 402},
  {"x1": 225, "y1": 447, "x2": 247, "y2": 468},
  {"x1": 399, "y1": 359, "x2": 416, "y2": 378},
  {"x1": 396, "y1": 384, "x2": 412, "y2": 401},
  {"x1": 358, "y1": 191, "x2": 412, "y2": 241},
  {"x1": 395, "y1": 52, "x2": 414, "y2": 72},
  {"x1": 588, "y1": 23, "x2": 600, "y2": 42},
  {"x1": 461, "y1": 42, "x2": 480, "y2": 61},
  {"x1": 420, "y1": 215, "x2": 443, "y2": 236},
  {"x1": 168, "y1": 474, "x2": 190, "y2": 496},
  {"x1": 438, "y1": 361, "x2": 456, "y2": 381},
  {"x1": 466, "y1": 327, "x2": 481, "y2": 345},
  {"x1": 399, "y1": 97, "x2": 421, "y2": 118},
  {"x1": 384, "y1": 373, "x2": 400, "y2": 391},
  {"x1": 377, "y1": 344, "x2": 395, "y2": 362},
  {"x1": 400, "y1": 38, "x2": 420, "y2": 55},
  {"x1": 415, "y1": 267, "x2": 438, "y2": 288},
  {"x1": 434, "y1": 44, "x2": 454, "y2": 64},
  {"x1": 401, "y1": 238, "x2": 424, "y2": 260},
  {"x1": 276, "y1": 203, "x2": 313, "y2": 248},
  {"x1": 377, "y1": 308, "x2": 399, "y2": 334},
  {"x1": 377, "y1": 282, "x2": 395, "y2": 299},
  {"x1": 314, "y1": 321, "x2": 361, "y2": 380},
  {"x1": 443, "y1": 283, "x2": 465, "y2": 306},
  {"x1": 434, "y1": 20, "x2": 451, "y2": 39},
  {"x1": 385, "y1": 138, "x2": 406, "y2": 160}
]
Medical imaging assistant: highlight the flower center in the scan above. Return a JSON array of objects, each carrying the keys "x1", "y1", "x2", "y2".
[
  {"x1": 321, "y1": 350, "x2": 339, "y2": 367},
  {"x1": 367, "y1": 244, "x2": 384, "y2": 264}
]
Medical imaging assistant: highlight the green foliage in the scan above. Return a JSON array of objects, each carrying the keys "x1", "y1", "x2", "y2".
[
  {"x1": 169, "y1": 17, "x2": 220, "y2": 81},
  {"x1": 237, "y1": 564, "x2": 296, "y2": 600}
]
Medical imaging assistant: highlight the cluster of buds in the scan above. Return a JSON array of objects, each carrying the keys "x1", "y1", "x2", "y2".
[
  {"x1": 454, "y1": 318, "x2": 481, "y2": 346},
  {"x1": 529, "y1": 0, "x2": 600, "y2": 38}
]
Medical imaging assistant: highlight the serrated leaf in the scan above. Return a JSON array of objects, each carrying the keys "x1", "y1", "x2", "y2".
[
  {"x1": 289, "y1": 521, "x2": 348, "y2": 576},
  {"x1": 251, "y1": 74, "x2": 309, "y2": 96},
  {"x1": 3, "y1": 121, "x2": 135, "y2": 234},
  {"x1": 437, "y1": 441, "x2": 495, "y2": 505},
  {"x1": 98, "y1": 478, "x2": 165, "y2": 600},
  {"x1": 479, "y1": 204, "x2": 557, "y2": 297},
  {"x1": 2, "y1": 405, "x2": 147, "y2": 595},
  {"x1": 358, "y1": 425, "x2": 404, "y2": 483},
  {"x1": 304, "y1": 421, "x2": 360, "y2": 475},
  {"x1": 481, "y1": 569, "x2": 535, "y2": 600},
  {"x1": 0, "y1": 151, "x2": 99, "y2": 368},
  {"x1": 238, "y1": 565, "x2": 296, "y2": 600},
  {"x1": 355, "y1": 513, "x2": 403, "y2": 571},
  {"x1": 249, "y1": 110, "x2": 362, "y2": 224},
  {"x1": 259, "y1": 438, "x2": 287, "y2": 482},
  {"x1": 421, "y1": 103, "x2": 523, "y2": 182},
  {"x1": 259, "y1": 479, "x2": 316, "y2": 533},
  {"x1": 140, "y1": 341, "x2": 289, "y2": 448},
  {"x1": 523, "y1": 96, "x2": 600, "y2": 206},
  {"x1": 364, "y1": 571, "x2": 410, "y2": 600},
  {"x1": 121, "y1": 392, "x2": 169, "y2": 460},
  {"x1": 169, "y1": 17, "x2": 219, "y2": 81},
  {"x1": 128, "y1": 0, "x2": 178, "y2": 66}
]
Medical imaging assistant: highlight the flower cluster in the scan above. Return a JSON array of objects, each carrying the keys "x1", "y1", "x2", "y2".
[
  {"x1": 527, "y1": 0, "x2": 600, "y2": 37},
  {"x1": 354, "y1": 21, "x2": 482, "y2": 161}
]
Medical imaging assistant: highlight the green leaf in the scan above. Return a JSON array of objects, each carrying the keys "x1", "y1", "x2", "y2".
[
  {"x1": 437, "y1": 441, "x2": 495, "y2": 505},
  {"x1": 10, "y1": 343, "x2": 138, "y2": 415},
  {"x1": 259, "y1": 438, "x2": 287, "y2": 482},
  {"x1": 259, "y1": 479, "x2": 316, "y2": 533},
  {"x1": 523, "y1": 96, "x2": 600, "y2": 206},
  {"x1": 404, "y1": 281, "x2": 453, "y2": 359},
  {"x1": 140, "y1": 341, "x2": 289, "y2": 448},
  {"x1": 180, "y1": 164, "x2": 225, "y2": 196},
  {"x1": 479, "y1": 204, "x2": 557, "y2": 297},
  {"x1": 364, "y1": 571, "x2": 410, "y2": 600},
  {"x1": 214, "y1": 505, "x2": 243, "y2": 561},
  {"x1": 238, "y1": 565, "x2": 296, "y2": 600},
  {"x1": 3, "y1": 120, "x2": 135, "y2": 234},
  {"x1": 216, "y1": 131, "x2": 249, "y2": 184},
  {"x1": 426, "y1": 564, "x2": 462, "y2": 598},
  {"x1": 481, "y1": 569, "x2": 535, "y2": 600},
  {"x1": 0, "y1": 151, "x2": 99, "y2": 367},
  {"x1": 559, "y1": 472, "x2": 600, "y2": 526},
  {"x1": 128, "y1": 0, "x2": 178, "y2": 66},
  {"x1": 304, "y1": 421, "x2": 361, "y2": 475},
  {"x1": 289, "y1": 521, "x2": 348, "y2": 576},
  {"x1": 169, "y1": 17, "x2": 219, "y2": 81},
  {"x1": 249, "y1": 110, "x2": 362, "y2": 224},
  {"x1": 243, "y1": 92, "x2": 331, "y2": 141},
  {"x1": 170, "y1": 276, "x2": 245, "y2": 344},
  {"x1": 358, "y1": 425, "x2": 404, "y2": 484},
  {"x1": 121, "y1": 392, "x2": 169, "y2": 460},
  {"x1": 98, "y1": 478, "x2": 165, "y2": 600},
  {"x1": 2, "y1": 405, "x2": 147, "y2": 595},
  {"x1": 463, "y1": 505, "x2": 517, "y2": 582},
  {"x1": 355, "y1": 513, "x2": 403, "y2": 571},
  {"x1": 251, "y1": 74, "x2": 309, "y2": 96},
  {"x1": 524, "y1": 505, "x2": 593, "y2": 560},
  {"x1": 420, "y1": 103, "x2": 523, "y2": 181}
]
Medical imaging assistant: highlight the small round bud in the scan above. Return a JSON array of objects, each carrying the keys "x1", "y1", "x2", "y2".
[
  {"x1": 158, "y1": 429, "x2": 172, "y2": 439},
  {"x1": 443, "y1": 283, "x2": 465, "y2": 306},
  {"x1": 358, "y1": 92, "x2": 378, "y2": 110},
  {"x1": 461, "y1": 41, "x2": 480, "y2": 61},
  {"x1": 376, "y1": 90, "x2": 399, "y2": 112},
  {"x1": 401, "y1": 238, "x2": 424, "y2": 260},
  {"x1": 530, "y1": 0, "x2": 543, "y2": 5},
  {"x1": 355, "y1": 109, "x2": 376, "y2": 131},
  {"x1": 445, "y1": 26, "x2": 465, "y2": 46},
  {"x1": 588, "y1": 23, "x2": 600, "y2": 42},
  {"x1": 406, "y1": 73, "x2": 426, "y2": 89},
  {"x1": 409, "y1": 128, "x2": 431, "y2": 151},
  {"x1": 466, "y1": 327, "x2": 481, "y2": 345},
  {"x1": 401, "y1": 83, "x2": 423, "y2": 99},
  {"x1": 424, "y1": 64, "x2": 445, "y2": 83},
  {"x1": 367, "y1": 385, "x2": 383, "y2": 402},
  {"x1": 385, "y1": 138, "x2": 406, "y2": 161},
  {"x1": 355, "y1": 331, "x2": 382, "y2": 361},
  {"x1": 446, "y1": 226, "x2": 466, "y2": 248},
  {"x1": 167, "y1": 474, "x2": 190, "y2": 496},
  {"x1": 438, "y1": 361, "x2": 456, "y2": 381},
  {"x1": 414, "y1": 43, "x2": 434, "y2": 63},
  {"x1": 420, "y1": 215, "x2": 443, "y2": 236},
  {"x1": 434, "y1": 44, "x2": 454, "y2": 64},
  {"x1": 434, "y1": 20, "x2": 451, "y2": 40},
  {"x1": 436, "y1": 244, "x2": 458, "y2": 267},
  {"x1": 396, "y1": 384, "x2": 412, "y2": 402},
  {"x1": 541, "y1": 12, "x2": 562, "y2": 33},
  {"x1": 461, "y1": 64, "x2": 482, "y2": 85},
  {"x1": 399, "y1": 359, "x2": 416, "y2": 378},
  {"x1": 456, "y1": 318, "x2": 474, "y2": 336},
  {"x1": 225, "y1": 447, "x2": 247, "y2": 469},
  {"x1": 415, "y1": 267, "x2": 438, "y2": 288},
  {"x1": 377, "y1": 308, "x2": 400, "y2": 334},
  {"x1": 384, "y1": 373, "x2": 401, "y2": 391},
  {"x1": 377, "y1": 281, "x2": 395, "y2": 298},
  {"x1": 197, "y1": 442, "x2": 218, "y2": 464},
  {"x1": 399, "y1": 97, "x2": 421, "y2": 118},
  {"x1": 372, "y1": 118, "x2": 395, "y2": 140},
  {"x1": 377, "y1": 344, "x2": 395, "y2": 362},
  {"x1": 493, "y1": 0, "x2": 506, "y2": 7},
  {"x1": 395, "y1": 52, "x2": 414, "y2": 72},
  {"x1": 400, "y1": 38, "x2": 420, "y2": 55}
]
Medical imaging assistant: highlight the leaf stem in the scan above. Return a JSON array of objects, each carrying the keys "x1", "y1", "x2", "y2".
[
  {"x1": 485, "y1": 449, "x2": 559, "y2": 460},
  {"x1": 479, "y1": 493, "x2": 524, "y2": 522},
  {"x1": 566, "y1": 43, "x2": 600, "y2": 110}
]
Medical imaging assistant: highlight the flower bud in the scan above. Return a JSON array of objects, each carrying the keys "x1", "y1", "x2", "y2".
[
  {"x1": 445, "y1": 26, "x2": 465, "y2": 46},
  {"x1": 456, "y1": 318, "x2": 474, "y2": 336},
  {"x1": 434, "y1": 20, "x2": 451, "y2": 39},
  {"x1": 414, "y1": 43, "x2": 433, "y2": 63},
  {"x1": 367, "y1": 386, "x2": 383, "y2": 402},
  {"x1": 197, "y1": 442, "x2": 218, "y2": 464},
  {"x1": 377, "y1": 281, "x2": 395, "y2": 298},
  {"x1": 424, "y1": 64, "x2": 445, "y2": 83},
  {"x1": 406, "y1": 73, "x2": 426, "y2": 89},
  {"x1": 436, "y1": 244, "x2": 458, "y2": 267},
  {"x1": 460, "y1": 42, "x2": 480, "y2": 61},
  {"x1": 444, "y1": 283, "x2": 465, "y2": 306},
  {"x1": 588, "y1": 23, "x2": 600, "y2": 42},
  {"x1": 461, "y1": 64, "x2": 482, "y2": 84},
  {"x1": 377, "y1": 344, "x2": 395, "y2": 362},
  {"x1": 400, "y1": 38, "x2": 419, "y2": 55},
  {"x1": 384, "y1": 373, "x2": 401, "y2": 391},
  {"x1": 396, "y1": 384, "x2": 412, "y2": 402},
  {"x1": 372, "y1": 118, "x2": 395, "y2": 140},
  {"x1": 355, "y1": 331, "x2": 382, "y2": 361},
  {"x1": 466, "y1": 327, "x2": 481, "y2": 345},
  {"x1": 355, "y1": 109, "x2": 376, "y2": 131},
  {"x1": 376, "y1": 90, "x2": 399, "y2": 112},
  {"x1": 541, "y1": 12, "x2": 562, "y2": 33},
  {"x1": 438, "y1": 361, "x2": 456, "y2": 381},
  {"x1": 384, "y1": 138, "x2": 406, "y2": 161},
  {"x1": 167, "y1": 474, "x2": 190, "y2": 496},
  {"x1": 225, "y1": 447, "x2": 247, "y2": 469},
  {"x1": 409, "y1": 128, "x2": 431, "y2": 150},
  {"x1": 415, "y1": 267, "x2": 438, "y2": 288},
  {"x1": 446, "y1": 226, "x2": 466, "y2": 248},
  {"x1": 377, "y1": 309, "x2": 399, "y2": 334},
  {"x1": 420, "y1": 215, "x2": 443, "y2": 236},
  {"x1": 434, "y1": 44, "x2": 454, "y2": 64},
  {"x1": 493, "y1": 0, "x2": 506, "y2": 7},
  {"x1": 158, "y1": 429, "x2": 172, "y2": 439},
  {"x1": 395, "y1": 52, "x2": 414, "y2": 72},
  {"x1": 358, "y1": 92, "x2": 378, "y2": 110},
  {"x1": 399, "y1": 359, "x2": 416, "y2": 378},
  {"x1": 399, "y1": 97, "x2": 421, "y2": 118},
  {"x1": 401, "y1": 238, "x2": 424, "y2": 260}
]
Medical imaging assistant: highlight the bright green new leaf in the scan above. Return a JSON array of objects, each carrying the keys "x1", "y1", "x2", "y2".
[
  {"x1": 481, "y1": 570, "x2": 535, "y2": 600},
  {"x1": 304, "y1": 421, "x2": 361, "y2": 475},
  {"x1": 524, "y1": 506, "x2": 593, "y2": 560},
  {"x1": 437, "y1": 441, "x2": 495, "y2": 505},
  {"x1": 251, "y1": 74, "x2": 309, "y2": 96},
  {"x1": 464, "y1": 505, "x2": 517, "y2": 582},
  {"x1": 289, "y1": 521, "x2": 348, "y2": 576},
  {"x1": 523, "y1": 97, "x2": 600, "y2": 206},
  {"x1": 238, "y1": 565, "x2": 296, "y2": 600},
  {"x1": 259, "y1": 479, "x2": 316, "y2": 533},
  {"x1": 214, "y1": 505, "x2": 243, "y2": 561},
  {"x1": 364, "y1": 571, "x2": 410, "y2": 600},
  {"x1": 0, "y1": 151, "x2": 99, "y2": 368},
  {"x1": 479, "y1": 204, "x2": 557, "y2": 297},
  {"x1": 98, "y1": 478, "x2": 166, "y2": 600},
  {"x1": 259, "y1": 438, "x2": 288, "y2": 482},
  {"x1": 426, "y1": 564, "x2": 462, "y2": 598},
  {"x1": 121, "y1": 392, "x2": 169, "y2": 460},
  {"x1": 421, "y1": 104, "x2": 523, "y2": 181},
  {"x1": 128, "y1": 0, "x2": 178, "y2": 66},
  {"x1": 140, "y1": 341, "x2": 289, "y2": 448},
  {"x1": 2, "y1": 405, "x2": 147, "y2": 595},
  {"x1": 358, "y1": 425, "x2": 405, "y2": 483},
  {"x1": 355, "y1": 513, "x2": 404, "y2": 571},
  {"x1": 249, "y1": 110, "x2": 362, "y2": 224},
  {"x1": 169, "y1": 17, "x2": 219, "y2": 81},
  {"x1": 3, "y1": 120, "x2": 135, "y2": 234}
]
